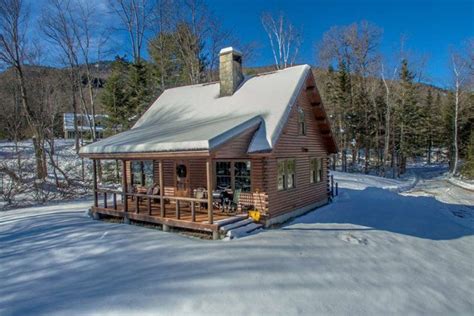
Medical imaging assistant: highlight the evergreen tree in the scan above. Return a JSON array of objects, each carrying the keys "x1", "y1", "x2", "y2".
[
  {"x1": 335, "y1": 60, "x2": 352, "y2": 171},
  {"x1": 396, "y1": 59, "x2": 422, "y2": 173},
  {"x1": 461, "y1": 130, "x2": 474, "y2": 178},
  {"x1": 127, "y1": 62, "x2": 154, "y2": 117},
  {"x1": 148, "y1": 31, "x2": 184, "y2": 91},
  {"x1": 101, "y1": 57, "x2": 132, "y2": 133}
]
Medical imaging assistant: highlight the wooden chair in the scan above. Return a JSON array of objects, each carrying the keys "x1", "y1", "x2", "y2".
[
  {"x1": 228, "y1": 189, "x2": 241, "y2": 213},
  {"x1": 193, "y1": 187, "x2": 206, "y2": 211}
]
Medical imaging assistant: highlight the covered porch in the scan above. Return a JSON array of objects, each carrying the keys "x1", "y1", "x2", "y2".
[{"x1": 89, "y1": 154, "x2": 268, "y2": 238}]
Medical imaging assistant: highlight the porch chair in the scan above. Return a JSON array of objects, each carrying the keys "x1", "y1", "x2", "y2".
[
  {"x1": 227, "y1": 189, "x2": 241, "y2": 213},
  {"x1": 193, "y1": 187, "x2": 207, "y2": 211}
]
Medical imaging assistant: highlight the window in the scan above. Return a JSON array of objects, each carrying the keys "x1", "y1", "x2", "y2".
[
  {"x1": 131, "y1": 160, "x2": 154, "y2": 187},
  {"x1": 298, "y1": 106, "x2": 306, "y2": 136},
  {"x1": 278, "y1": 159, "x2": 296, "y2": 190},
  {"x1": 216, "y1": 161, "x2": 231, "y2": 189},
  {"x1": 143, "y1": 161, "x2": 154, "y2": 187},
  {"x1": 277, "y1": 160, "x2": 286, "y2": 191},
  {"x1": 215, "y1": 161, "x2": 252, "y2": 192},
  {"x1": 310, "y1": 158, "x2": 324, "y2": 183},
  {"x1": 235, "y1": 161, "x2": 251, "y2": 192}
]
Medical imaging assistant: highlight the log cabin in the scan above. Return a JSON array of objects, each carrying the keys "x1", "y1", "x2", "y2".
[{"x1": 79, "y1": 47, "x2": 337, "y2": 239}]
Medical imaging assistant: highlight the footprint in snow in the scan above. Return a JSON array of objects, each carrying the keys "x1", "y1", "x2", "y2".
[{"x1": 338, "y1": 232, "x2": 369, "y2": 246}]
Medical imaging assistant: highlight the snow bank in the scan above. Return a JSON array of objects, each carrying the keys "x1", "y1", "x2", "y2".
[{"x1": 447, "y1": 177, "x2": 474, "y2": 191}]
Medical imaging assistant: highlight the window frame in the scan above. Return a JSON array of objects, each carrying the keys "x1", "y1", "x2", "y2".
[
  {"x1": 131, "y1": 160, "x2": 154, "y2": 187},
  {"x1": 214, "y1": 160, "x2": 252, "y2": 192},
  {"x1": 278, "y1": 158, "x2": 296, "y2": 191},
  {"x1": 310, "y1": 157, "x2": 324, "y2": 184},
  {"x1": 297, "y1": 106, "x2": 306, "y2": 136}
]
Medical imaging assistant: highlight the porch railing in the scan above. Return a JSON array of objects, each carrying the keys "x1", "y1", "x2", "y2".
[{"x1": 94, "y1": 188, "x2": 208, "y2": 223}]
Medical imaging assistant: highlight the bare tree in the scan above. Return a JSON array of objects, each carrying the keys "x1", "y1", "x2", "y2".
[
  {"x1": 0, "y1": 0, "x2": 47, "y2": 179},
  {"x1": 41, "y1": 0, "x2": 82, "y2": 150},
  {"x1": 109, "y1": 0, "x2": 153, "y2": 64},
  {"x1": 449, "y1": 46, "x2": 471, "y2": 175},
  {"x1": 261, "y1": 11, "x2": 301, "y2": 69}
]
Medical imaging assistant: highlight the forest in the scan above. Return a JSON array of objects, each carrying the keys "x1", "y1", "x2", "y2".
[{"x1": 0, "y1": 0, "x2": 473, "y2": 206}]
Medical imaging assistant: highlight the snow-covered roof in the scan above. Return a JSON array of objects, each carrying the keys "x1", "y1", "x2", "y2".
[
  {"x1": 80, "y1": 65, "x2": 312, "y2": 155},
  {"x1": 63, "y1": 113, "x2": 108, "y2": 132}
]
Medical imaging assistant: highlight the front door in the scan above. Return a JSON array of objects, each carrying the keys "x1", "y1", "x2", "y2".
[{"x1": 175, "y1": 160, "x2": 190, "y2": 197}]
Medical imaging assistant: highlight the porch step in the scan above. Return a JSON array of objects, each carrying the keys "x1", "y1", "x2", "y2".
[
  {"x1": 214, "y1": 214, "x2": 248, "y2": 227},
  {"x1": 219, "y1": 218, "x2": 254, "y2": 233},
  {"x1": 226, "y1": 223, "x2": 263, "y2": 239}
]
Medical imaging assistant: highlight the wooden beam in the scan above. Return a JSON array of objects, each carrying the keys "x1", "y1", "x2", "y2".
[
  {"x1": 206, "y1": 158, "x2": 213, "y2": 224},
  {"x1": 159, "y1": 160, "x2": 165, "y2": 218},
  {"x1": 92, "y1": 160, "x2": 98, "y2": 207},
  {"x1": 176, "y1": 200, "x2": 181, "y2": 219},
  {"x1": 191, "y1": 202, "x2": 196, "y2": 222},
  {"x1": 121, "y1": 160, "x2": 128, "y2": 212}
]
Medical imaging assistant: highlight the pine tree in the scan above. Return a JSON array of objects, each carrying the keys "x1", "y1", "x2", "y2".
[
  {"x1": 335, "y1": 60, "x2": 352, "y2": 171},
  {"x1": 396, "y1": 59, "x2": 421, "y2": 173},
  {"x1": 461, "y1": 130, "x2": 474, "y2": 178},
  {"x1": 128, "y1": 62, "x2": 153, "y2": 118},
  {"x1": 101, "y1": 57, "x2": 132, "y2": 133}
]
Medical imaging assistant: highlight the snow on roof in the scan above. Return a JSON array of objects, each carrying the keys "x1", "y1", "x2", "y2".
[
  {"x1": 80, "y1": 65, "x2": 311, "y2": 155},
  {"x1": 63, "y1": 113, "x2": 108, "y2": 132}
]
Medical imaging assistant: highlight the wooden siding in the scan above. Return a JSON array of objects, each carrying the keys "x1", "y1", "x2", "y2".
[
  {"x1": 264, "y1": 82, "x2": 329, "y2": 218},
  {"x1": 212, "y1": 125, "x2": 259, "y2": 159}
]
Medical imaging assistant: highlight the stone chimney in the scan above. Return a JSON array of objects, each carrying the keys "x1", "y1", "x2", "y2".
[{"x1": 219, "y1": 47, "x2": 244, "y2": 97}]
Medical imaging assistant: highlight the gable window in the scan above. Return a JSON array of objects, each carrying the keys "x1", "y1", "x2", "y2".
[
  {"x1": 278, "y1": 159, "x2": 296, "y2": 191},
  {"x1": 298, "y1": 106, "x2": 306, "y2": 136},
  {"x1": 131, "y1": 160, "x2": 154, "y2": 187},
  {"x1": 310, "y1": 158, "x2": 324, "y2": 183}
]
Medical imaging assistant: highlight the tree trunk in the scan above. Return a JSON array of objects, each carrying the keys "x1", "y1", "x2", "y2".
[{"x1": 16, "y1": 68, "x2": 47, "y2": 179}]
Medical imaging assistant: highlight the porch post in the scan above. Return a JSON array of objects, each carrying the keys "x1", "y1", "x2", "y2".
[
  {"x1": 122, "y1": 160, "x2": 128, "y2": 212},
  {"x1": 92, "y1": 159, "x2": 98, "y2": 207},
  {"x1": 159, "y1": 160, "x2": 165, "y2": 217},
  {"x1": 206, "y1": 158, "x2": 213, "y2": 224}
]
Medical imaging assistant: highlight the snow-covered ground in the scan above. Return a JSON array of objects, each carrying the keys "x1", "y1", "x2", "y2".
[{"x1": 1, "y1": 167, "x2": 473, "y2": 315}]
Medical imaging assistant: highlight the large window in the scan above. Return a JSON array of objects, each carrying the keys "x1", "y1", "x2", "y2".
[
  {"x1": 131, "y1": 160, "x2": 154, "y2": 187},
  {"x1": 278, "y1": 159, "x2": 296, "y2": 191},
  {"x1": 310, "y1": 158, "x2": 324, "y2": 183},
  {"x1": 298, "y1": 106, "x2": 306, "y2": 136},
  {"x1": 216, "y1": 161, "x2": 231, "y2": 189},
  {"x1": 215, "y1": 161, "x2": 251, "y2": 192},
  {"x1": 235, "y1": 161, "x2": 251, "y2": 192}
]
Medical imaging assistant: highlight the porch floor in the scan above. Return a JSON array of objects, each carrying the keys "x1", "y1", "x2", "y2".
[{"x1": 92, "y1": 198, "x2": 243, "y2": 234}]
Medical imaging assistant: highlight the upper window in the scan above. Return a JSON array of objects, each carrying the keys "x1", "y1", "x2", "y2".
[
  {"x1": 131, "y1": 160, "x2": 154, "y2": 187},
  {"x1": 298, "y1": 107, "x2": 306, "y2": 136},
  {"x1": 310, "y1": 158, "x2": 324, "y2": 183},
  {"x1": 278, "y1": 159, "x2": 296, "y2": 191}
]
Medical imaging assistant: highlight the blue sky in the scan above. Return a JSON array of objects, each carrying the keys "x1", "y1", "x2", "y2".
[
  {"x1": 29, "y1": 0, "x2": 473, "y2": 87},
  {"x1": 208, "y1": 0, "x2": 473, "y2": 86}
]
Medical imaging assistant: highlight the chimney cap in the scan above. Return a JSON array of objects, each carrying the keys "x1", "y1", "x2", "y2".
[{"x1": 219, "y1": 47, "x2": 242, "y2": 56}]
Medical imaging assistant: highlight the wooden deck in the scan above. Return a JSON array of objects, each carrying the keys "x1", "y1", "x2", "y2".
[{"x1": 93, "y1": 197, "x2": 243, "y2": 235}]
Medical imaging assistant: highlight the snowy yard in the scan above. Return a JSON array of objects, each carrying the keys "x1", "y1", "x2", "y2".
[{"x1": 1, "y1": 167, "x2": 473, "y2": 315}]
